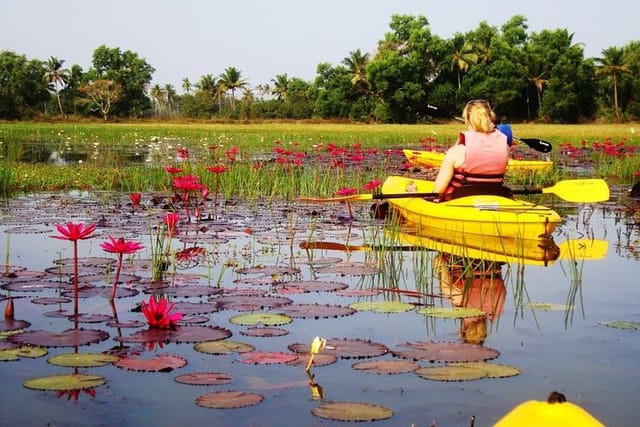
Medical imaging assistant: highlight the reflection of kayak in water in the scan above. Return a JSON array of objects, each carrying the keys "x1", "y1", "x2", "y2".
[
  {"x1": 300, "y1": 232, "x2": 608, "y2": 267},
  {"x1": 403, "y1": 148, "x2": 553, "y2": 172}
]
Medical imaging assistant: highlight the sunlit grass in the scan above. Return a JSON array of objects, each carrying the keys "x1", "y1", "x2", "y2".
[{"x1": 1, "y1": 122, "x2": 638, "y2": 197}]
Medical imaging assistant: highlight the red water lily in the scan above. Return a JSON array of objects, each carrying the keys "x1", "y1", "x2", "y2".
[
  {"x1": 164, "y1": 166, "x2": 183, "y2": 174},
  {"x1": 100, "y1": 237, "x2": 145, "y2": 300},
  {"x1": 164, "y1": 213, "x2": 180, "y2": 238},
  {"x1": 130, "y1": 192, "x2": 142, "y2": 208},
  {"x1": 52, "y1": 222, "x2": 97, "y2": 241},
  {"x1": 141, "y1": 295, "x2": 183, "y2": 329},
  {"x1": 362, "y1": 179, "x2": 381, "y2": 191},
  {"x1": 51, "y1": 222, "x2": 97, "y2": 320}
]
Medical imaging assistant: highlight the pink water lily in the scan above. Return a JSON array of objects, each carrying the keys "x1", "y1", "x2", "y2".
[
  {"x1": 51, "y1": 222, "x2": 97, "y2": 320},
  {"x1": 100, "y1": 236, "x2": 144, "y2": 300},
  {"x1": 141, "y1": 295, "x2": 183, "y2": 329}
]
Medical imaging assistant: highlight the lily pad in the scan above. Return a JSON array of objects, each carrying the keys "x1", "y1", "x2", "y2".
[
  {"x1": 115, "y1": 353, "x2": 187, "y2": 372},
  {"x1": 0, "y1": 346, "x2": 48, "y2": 361},
  {"x1": 311, "y1": 401, "x2": 393, "y2": 422},
  {"x1": 286, "y1": 352, "x2": 338, "y2": 368},
  {"x1": 350, "y1": 301, "x2": 415, "y2": 313},
  {"x1": 352, "y1": 359, "x2": 419, "y2": 375},
  {"x1": 289, "y1": 338, "x2": 388, "y2": 359},
  {"x1": 195, "y1": 390, "x2": 264, "y2": 409},
  {"x1": 521, "y1": 302, "x2": 571, "y2": 311},
  {"x1": 278, "y1": 280, "x2": 349, "y2": 293},
  {"x1": 228, "y1": 313, "x2": 292, "y2": 326},
  {"x1": 392, "y1": 341, "x2": 499, "y2": 363},
  {"x1": 213, "y1": 295, "x2": 293, "y2": 311},
  {"x1": 415, "y1": 365, "x2": 487, "y2": 381},
  {"x1": 9, "y1": 328, "x2": 109, "y2": 348},
  {"x1": 237, "y1": 351, "x2": 298, "y2": 365},
  {"x1": 0, "y1": 318, "x2": 31, "y2": 332},
  {"x1": 47, "y1": 352, "x2": 120, "y2": 367},
  {"x1": 417, "y1": 306, "x2": 486, "y2": 318},
  {"x1": 23, "y1": 374, "x2": 105, "y2": 391},
  {"x1": 314, "y1": 263, "x2": 380, "y2": 276},
  {"x1": 239, "y1": 326, "x2": 289, "y2": 337},
  {"x1": 598, "y1": 320, "x2": 640, "y2": 330},
  {"x1": 275, "y1": 303, "x2": 356, "y2": 319},
  {"x1": 194, "y1": 340, "x2": 255, "y2": 355},
  {"x1": 174, "y1": 371, "x2": 233, "y2": 386},
  {"x1": 451, "y1": 361, "x2": 520, "y2": 378},
  {"x1": 167, "y1": 325, "x2": 233, "y2": 344}
]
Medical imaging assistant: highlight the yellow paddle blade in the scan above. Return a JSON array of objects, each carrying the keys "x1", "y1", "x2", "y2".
[
  {"x1": 543, "y1": 179, "x2": 609, "y2": 202},
  {"x1": 557, "y1": 239, "x2": 608, "y2": 260}
]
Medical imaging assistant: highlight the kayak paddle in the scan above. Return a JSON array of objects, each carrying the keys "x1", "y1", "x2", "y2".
[
  {"x1": 426, "y1": 104, "x2": 553, "y2": 153},
  {"x1": 298, "y1": 178, "x2": 609, "y2": 204}
]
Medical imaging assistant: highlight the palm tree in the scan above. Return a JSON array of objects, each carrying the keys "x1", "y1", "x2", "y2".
[
  {"x1": 342, "y1": 49, "x2": 370, "y2": 89},
  {"x1": 523, "y1": 53, "x2": 548, "y2": 119},
  {"x1": 164, "y1": 84, "x2": 176, "y2": 114},
  {"x1": 596, "y1": 47, "x2": 630, "y2": 119},
  {"x1": 182, "y1": 78, "x2": 192, "y2": 94},
  {"x1": 218, "y1": 66, "x2": 247, "y2": 111},
  {"x1": 450, "y1": 37, "x2": 478, "y2": 88},
  {"x1": 271, "y1": 74, "x2": 289, "y2": 101},
  {"x1": 150, "y1": 84, "x2": 165, "y2": 115},
  {"x1": 44, "y1": 56, "x2": 70, "y2": 115}
]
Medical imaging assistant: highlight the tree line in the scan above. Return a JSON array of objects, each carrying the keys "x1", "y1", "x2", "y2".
[{"x1": 1, "y1": 14, "x2": 638, "y2": 123}]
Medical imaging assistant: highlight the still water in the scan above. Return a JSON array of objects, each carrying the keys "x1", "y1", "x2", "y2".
[{"x1": 0, "y1": 188, "x2": 638, "y2": 426}]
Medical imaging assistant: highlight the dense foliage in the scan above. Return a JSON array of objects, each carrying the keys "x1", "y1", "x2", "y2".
[{"x1": 1, "y1": 14, "x2": 638, "y2": 123}]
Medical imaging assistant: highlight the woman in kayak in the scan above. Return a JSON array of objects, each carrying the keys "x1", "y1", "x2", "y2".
[{"x1": 433, "y1": 99, "x2": 511, "y2": 201}]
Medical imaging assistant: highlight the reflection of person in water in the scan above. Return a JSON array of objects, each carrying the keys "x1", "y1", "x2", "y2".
[{"x1": 434, "y1": 254, "x2": 506, "y2": 344}]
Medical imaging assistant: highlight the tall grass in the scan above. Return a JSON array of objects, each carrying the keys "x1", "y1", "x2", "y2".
[{"x1": 1, "y1": 122, "x2": 638, "y2": 197}]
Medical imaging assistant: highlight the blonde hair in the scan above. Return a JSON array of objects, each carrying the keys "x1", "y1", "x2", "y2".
[{"x1": 462, "y1": 99, "x2": 496, "y2": 133}]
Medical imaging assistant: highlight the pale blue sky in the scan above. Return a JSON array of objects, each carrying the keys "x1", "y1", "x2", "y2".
[{"x1": 2, "y1": 0, "x2": 638, "y2": 91}]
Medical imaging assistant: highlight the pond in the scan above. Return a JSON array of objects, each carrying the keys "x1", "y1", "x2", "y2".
[{"x1": 0, "y1": 186, "x2": 638, "y2": 426}]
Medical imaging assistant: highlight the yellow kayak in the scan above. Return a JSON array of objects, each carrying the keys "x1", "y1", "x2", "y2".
[
  {"x1": 403, "y1": 149, "x2": 553, "y2": 172},
  {"x1": 380, "y1": 176, "x2": 562, "y2": 243}
]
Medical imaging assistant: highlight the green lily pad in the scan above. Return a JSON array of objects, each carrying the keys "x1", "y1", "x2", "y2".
[
  {"x1": 0, "y1": 345, "x2": 48, "y2": 361},
  {"x1": 599, "y1": 320, "x2": 640, "y2": 330},
  {"x1": 47, "y1": 352, "x2": 120, "y2": 367},
  {"x1": 23, "y1": 374, "x2": 105, "y2": 391},
  {"x1": 349, "y1": 301, "x2": 415, "y2": 313},
  {"x1": 450, "y1": 361, "x2": 520, "y2": 378},
  {"x1": 415, "y1": 365, "x2": 487, "y2": 381},
  {"x1": 417, "y1": 307, "x2": 486, "y2": 318},
  {"x1": 228, "y1": 313, "x2": 292, "y2": 326},
  {"x1": 194, "y1": 340, "x2": 255, "y2": 355},
  {"x1": 311, "y1": 401, "x2": 393, "y2": 421},
  {"x1": 521, "y1": 302, "x2": 572, "y2": 311}
]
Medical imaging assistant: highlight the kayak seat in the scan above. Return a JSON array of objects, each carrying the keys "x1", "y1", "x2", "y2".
[{"x1": 450, "y1": 184, "x2": 513, "y2": 200}]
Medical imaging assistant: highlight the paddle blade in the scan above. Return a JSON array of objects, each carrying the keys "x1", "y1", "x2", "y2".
[
  {"x1": 515, "y1": 137, "x2": 553, "y2": 153},
  {"x1": 543, "y1": 179, "x2": 609, "y2": 203},
  {"x1": 557, "y1": 239, "x2": 608, "y2": 261}
]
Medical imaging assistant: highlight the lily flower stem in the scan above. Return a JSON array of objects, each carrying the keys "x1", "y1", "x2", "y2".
[
  {"x1": 110, "y1": 253, "x2": 123, "y2": 301},
  {"x1": 72, "y1": 240, "x2": 79, "y2": 320}
]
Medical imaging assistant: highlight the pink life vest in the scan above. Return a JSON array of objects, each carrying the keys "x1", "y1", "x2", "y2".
[{"x1": 443, "y1": 130, "x2": 509, "y2": 199}]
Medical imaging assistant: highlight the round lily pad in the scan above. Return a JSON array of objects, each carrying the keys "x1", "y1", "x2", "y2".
[
  {"x1": 194, "y1": 340, "x2": 255, "y2": 355},
  {"x1": 352, "y1": 359, "x2": 419, "y2": 375},
  {"x1": 23, "y1": 374, "x2": 105, "y2": 391},
  {"x1": 275, "y1": 303, "x2": 356, "y2": 319},
  {"x1": 239, "y1": 327, "x2": 289, "y2": 337},
  {"x1": 450, "y1": 361, "x2": 520, "y2": 378},
  {"x1": 0, "y1": 346, "x2": 48, "y2": 361},
  {"x1": 392, "y1": 341, "x2": 499, "y2": 363},
  {"x1": 47, "y1": 352, "x2": 120, "y2": 367},
  {"x1": 289, "y1": 338, "x2": 388, "y2": 359},
  {"x1": 599, "y1": 320, "x2": 640, "y2": 330},
  {"x1": 238, "y1": 351, "x2": 299, "y2": 365},
  {"x1": 0, "y1": 318, "x2": 31, "y2": 332},
  {"x1": 115, "y1": 353, "x2": 187, "y2": 372},
  {"x1": 415, "y1": 365, "x2": 487, "y2": 381},
  {"x1": 349, "y1": 301, "x2": 415, "y2": 313},
  {"x1": 521, "y1": 302, "x2": 571, "y2": 311},
  {"x1": 195, "y1": 390, "x2": 264, "y2": 409},
  {"x1": 417, "y1": 306, "x2": 487, "y2": 318},
  {"x1": 9, "y1": 328, "x2": 110, "y2": 348},
  {"x1": 174, "y1": 372, "x2": 233, "y2": 386},
  {"x1": 228, "y1": 313, "x2": 292, "y2": 326},
  {"x1": 311, "y1": 401, "x2": 393, "y2": 421}
]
